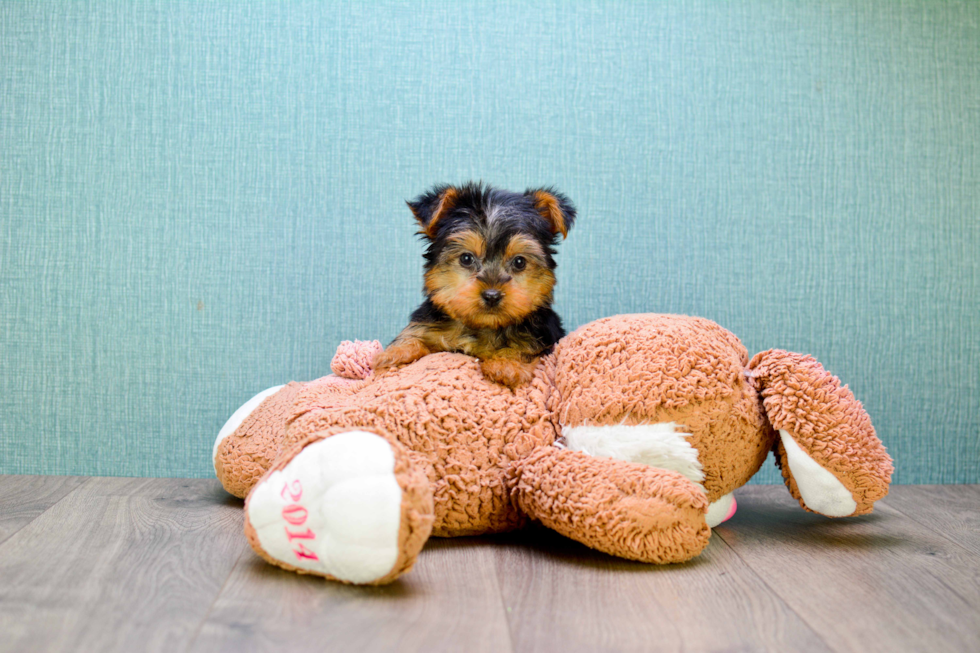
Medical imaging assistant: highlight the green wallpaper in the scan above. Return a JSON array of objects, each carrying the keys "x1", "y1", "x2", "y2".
[{"x1": 1, "y1": 1, "x2": 977, "y2": 482}]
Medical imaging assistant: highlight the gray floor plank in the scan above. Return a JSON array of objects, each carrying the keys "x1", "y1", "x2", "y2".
[
  {"x1": 883, "y1": 485, "x2": 980, "y2": 556},
  {"x1": 0, "y1": 478, "x2": 251, "y2": 653},
  {"x1": 189, "y1": 535, "x2": 513, "y2": 653},
  {"x1": 0, "y1": 475, "x2": 89, "y2": 545},
  {"x1": 493, "y1": 525, "x2": 832, "y2": 653},
  {"x1": 715, "y1": 485, "x2": 980, "y2": 653},
  {"x1": 4, "y1": 477, "x2": 979, "y2": 653}
]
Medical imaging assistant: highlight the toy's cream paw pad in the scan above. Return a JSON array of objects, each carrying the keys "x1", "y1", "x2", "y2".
[
  {"x1": 780, "y1": 429, "x2": 857, "y2": 517},
  {"x1": 247, "y1": 431, "x2": 403, "y2": 584}
]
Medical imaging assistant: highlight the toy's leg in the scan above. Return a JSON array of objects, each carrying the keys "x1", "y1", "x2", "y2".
[
  {"x1": 748, "y1": 350, "x2": 893, "y2": 516},
  {"x1": 244, "y1": 426, "x2": 435, "y2": 585},
  {"x1": 560, "y1": 421, "x2": 738, "y2": 528},
  {"x1": 511, "y1": 447, "x2": 710, "y2": 563}
]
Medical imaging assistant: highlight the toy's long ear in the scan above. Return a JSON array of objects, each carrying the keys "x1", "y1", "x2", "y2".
[
  {"x1": 407, "y1": 185, "x2": 458, "y2": 239},
  {"x1": 526, "y1": 188, "x2": 576, "y2": 239}
]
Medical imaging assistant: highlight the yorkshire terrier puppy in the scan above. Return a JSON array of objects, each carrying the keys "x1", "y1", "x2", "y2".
[{"x1": 374, "y1": 182, "x2": 576, "y2": 388}]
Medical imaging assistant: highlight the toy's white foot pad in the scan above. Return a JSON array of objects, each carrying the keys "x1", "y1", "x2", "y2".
[
  {"x1": 247, "y1": 431, "x2": 403, "y2": 584},
  {"x1": 780, "y1": 429, "x2": 857, "y2": 517}
]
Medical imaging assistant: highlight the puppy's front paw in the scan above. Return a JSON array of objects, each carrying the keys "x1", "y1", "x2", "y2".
[
  {"x1": 481, "y1": 358, "x2": 536, "y2": 389},
  {"x1": 373, "y1": 341, "x2": 430, "y2": 374}
]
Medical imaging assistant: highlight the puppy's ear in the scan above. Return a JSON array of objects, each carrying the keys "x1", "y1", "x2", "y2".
[
  {"x1": 526, "y1": 188, "x2": 576, "y2": 239},
  {"x1": 407, "y1": 185, "x2": 458, "y2": 239}
]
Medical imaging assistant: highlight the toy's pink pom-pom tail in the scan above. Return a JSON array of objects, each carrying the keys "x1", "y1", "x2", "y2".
[{"x1": 331, "y1": 340, "x2": 383, "y2": 379}]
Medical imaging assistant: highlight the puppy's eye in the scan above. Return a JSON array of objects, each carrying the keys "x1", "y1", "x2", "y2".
[
  {"x1": 512, "y1": 256, "x2": 527, "y2": 271},
  {"x1": 459, "y1": 253, "x2": 475, "y2": 267}
]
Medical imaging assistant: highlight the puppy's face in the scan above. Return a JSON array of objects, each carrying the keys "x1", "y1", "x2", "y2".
[
  {"x1": 425, "y1": 229, "x2": 555, "y2": 329},
  {"x1": 409, "y1": 183, "x2": 576, "y2": 329}
]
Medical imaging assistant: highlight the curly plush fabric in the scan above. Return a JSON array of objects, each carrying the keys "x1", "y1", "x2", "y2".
[
  {"x1": 215, "y1": 381, "x2": 306, "y2": 499},
  {"x1": 287, "y1": 353, "x2": 558, "y2": 536},
  {"x1": 512, "y1": 447, "x2": 710, "y2": 563},
  {"x1": 748, "y1": 350, "x2": 893, "y2": 514},
  {"x1": 215, "y1": 313, "x2": 893, "y2": 582},
  {"x1": 552, "y1": 315, "x2": 774, "y2": 502}
]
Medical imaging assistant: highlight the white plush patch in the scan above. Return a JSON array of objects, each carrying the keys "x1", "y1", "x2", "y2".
[
  {"x1": 213, "y1": 385, "x2": 285, "y2": 472},
  {"x1": 562, "y1": 422, "x2": 705, "y2": 486},
  {"x1": 247, "y1": 431, "x2": 403, "y2": 584},
  {"x1": 705, "y1": 492, "x2": 735, "y2": 528},
  {"x1": 779, "y1": 429, "x2": 857, "y2": 517}
]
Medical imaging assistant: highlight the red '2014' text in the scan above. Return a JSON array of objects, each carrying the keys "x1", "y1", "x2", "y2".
[{"x1": 280, "y1": 480, "x2": 319, "y2": 561}]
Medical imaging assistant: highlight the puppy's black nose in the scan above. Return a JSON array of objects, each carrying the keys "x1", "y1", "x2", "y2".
[{"x1": 481, "y1": 289, "x2": 503, "y2": 307}]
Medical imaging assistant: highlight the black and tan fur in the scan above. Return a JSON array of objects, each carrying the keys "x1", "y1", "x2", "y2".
[{"x1": 374, "y1": 182, "x2": 576, "y2": 388}]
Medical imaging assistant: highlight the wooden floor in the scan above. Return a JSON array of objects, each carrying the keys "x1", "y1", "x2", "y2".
[{"x1": 1, "y1": 478, "x2": 978, "y2": 653}]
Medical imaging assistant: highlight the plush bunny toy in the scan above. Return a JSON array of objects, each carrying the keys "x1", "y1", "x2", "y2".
[{"x1": 214, "y1": 314, "x2": 892, "y2": 585}]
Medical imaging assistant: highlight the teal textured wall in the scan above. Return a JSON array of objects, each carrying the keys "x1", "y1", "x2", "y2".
[{"x1": 1, "y1": 1, "x2": 977, "y2": 483}]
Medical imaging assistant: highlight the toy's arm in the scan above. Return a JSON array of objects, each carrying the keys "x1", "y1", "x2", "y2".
[
  {"x1": 214, "y1": 340, "x2": 382, "y2": 499},
  {"x1": 214, "y1": 382, "x2": 306, "y2": 499},
  {"x1": 510, "y1": 447, "x2": 710, "y2": 563},
  {"x1": 748, "y1": 350, "x2": 893, "y2": 516}
]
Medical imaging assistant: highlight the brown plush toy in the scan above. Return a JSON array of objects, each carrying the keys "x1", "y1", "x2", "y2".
[{"x1": 213, "y1": 314, "x2": 892, "y2": 585}]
